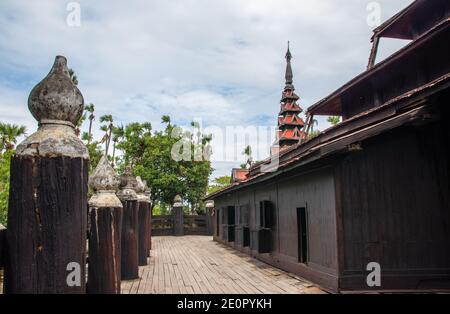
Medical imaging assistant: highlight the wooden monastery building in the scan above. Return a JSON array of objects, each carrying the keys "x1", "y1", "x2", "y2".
[{"x1": 206, "y1": 0, "x2": 450, "y2": 293}]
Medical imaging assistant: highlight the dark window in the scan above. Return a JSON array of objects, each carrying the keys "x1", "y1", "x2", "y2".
[
  {"x1": 243, "y1": 227, "x2": 250, "y2": 247},
  {"x1": 297, "y1": 207, "x2": 308, "y2": 264},
  {"x1": 216, "y1": 208, "x2": 220, "y2": 236},
  {"x1": 259, "y1": 201, "x2": 274, "y2": 229},
  {"x1": 227, "y1": 206, "x2": 236, "y2": 242},
  {"x1": 227, "y1": 206, "x2": 236, "y2": 226}
]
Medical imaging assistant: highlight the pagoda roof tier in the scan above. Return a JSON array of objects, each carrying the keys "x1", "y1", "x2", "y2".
[
  {"x1": 278, "y1": 114, "x2": 305, "y2": 126},
  {"x1": 280, "y1": 102, "x2": 302, "y2": 113},
  {"x1": 281, "y1": 91, "x2": 300, "y2": 102},
  {"x1": 278, "y1": 127, "x2": 305, "y2": 141}
]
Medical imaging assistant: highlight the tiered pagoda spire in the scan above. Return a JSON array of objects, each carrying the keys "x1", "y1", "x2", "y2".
[{"x1": 276, "y1": 42, "x2": 305, "y2": 148}]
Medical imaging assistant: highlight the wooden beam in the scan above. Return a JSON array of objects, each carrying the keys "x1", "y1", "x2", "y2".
[{"x1": 367, "y1": 35, "x2": 380, "y2": 70}]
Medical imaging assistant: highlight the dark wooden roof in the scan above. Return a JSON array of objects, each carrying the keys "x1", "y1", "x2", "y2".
[
  {"x1": 205, "y1": 73, "x2": 450, "y2": 200},
  {"x1": 306, "y1": 18, "x2": 450, "y2": 117},
  {"x1": 373, "y1": 0, "x2": 450, "y2": 40}
]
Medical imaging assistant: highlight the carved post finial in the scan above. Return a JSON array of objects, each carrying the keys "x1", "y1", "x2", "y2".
[
  {"x1": 173, "y1": 194, "x2": 183, "y2": 207},
  {"x1": 16, "y1": 56, "x2": 88, "y2": 158},
  {"x1": 136, "y1": 176, "x2": 151, "y2": 203},
  {"x1": 89, "y1": 156, "x2": 122, "y2": 208},
  {"x1": 117, "y1": 165, "x2": 138, "y2": 201}
]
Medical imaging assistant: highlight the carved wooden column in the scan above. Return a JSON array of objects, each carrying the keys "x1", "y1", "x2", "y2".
[
  {"x1": 117, "y1": 167, "x2": 139, "y2": 280},
  {"x1": 87, "y1": 156, "x2": 123, "y2": 294},
  {"x1": 173, "y1": 195, "x2": 184, "y2": 236},
  {"x1": 5, "y1": 56, "x2": 89, "y2": 294}
]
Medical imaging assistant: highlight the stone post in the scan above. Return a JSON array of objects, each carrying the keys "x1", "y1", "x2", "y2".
[
  {"x1": 4, "y1": 56, "x2": 88, "y2": 294},
  {"x1": 117, "y1": 166, "x2": 139, "y2": 280},
  {"x1": 136, "y1": 176, "x2": 149, "y2": 266},
  {"x1": 87, "y1": 156, "x2": 123, "y2": 294},
  {"x1": 173, "y1": 195, "x2": 184, "y2": 236}
]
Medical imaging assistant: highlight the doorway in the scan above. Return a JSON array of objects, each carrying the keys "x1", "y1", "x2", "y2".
[{"x1": 297, "y1": 207, "x2": 308, "y2": 264}]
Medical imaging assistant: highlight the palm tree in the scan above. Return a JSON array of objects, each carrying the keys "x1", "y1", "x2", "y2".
[
  {"x1": 161, "y1": 115, "x2": 171, "y2": 125},
  {"x1": 241, "y1": 145, "x2": 253, "y2": 169},
  {"x1": 100, "y1": 115, "x2": 114, "y2": 157},
  {"x1": 307, "y1": 118, "x2": 320, "y2": 140},
  {"x1": 69, "y1": 68, "x2": 78, "y2": 86},
  {"x1": 327, "y1": 116, "x2": 340, "y2": 126},
  {"x1": 0, "y1": 123, "x2": 26, "y2": 153},
  {"x1": 111, "y1": 124, "x2": 124, "y2": 166},
  {"x1": 85, "y1": 103, "x2": 95, "y2": 145},
  {"x1": 75, "y1": 112, "x2": 86, "y2": 137}
]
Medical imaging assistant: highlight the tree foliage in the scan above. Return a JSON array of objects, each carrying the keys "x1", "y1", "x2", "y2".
[
  {"x1": 0, "y1": 122, "x2": 26, "y2": 226},
  {"x1": 116, "y1": 117, "x2": 212, "y2": 213},
  {"x1": 241, "y1": 145, "x2": 253, "y2": 169},
  {"x1": 208, "y1": 176, "x2": 231, "y2": 195},
  {"x1": 327, "y1": 116, "x2": 341, "y2": 126},
  {"x1": 0, "y1": 150, "x2": 13, "y2": 225},
  {"x1": 0, "y1": 122, "x2": 26, "y2": 153}
]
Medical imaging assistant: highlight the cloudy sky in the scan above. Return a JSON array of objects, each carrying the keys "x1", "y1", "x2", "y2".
[{"x1": 0, "y1": 0, "x2": 412, "y2": 178}]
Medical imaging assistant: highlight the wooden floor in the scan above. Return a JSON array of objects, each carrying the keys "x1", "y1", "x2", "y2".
[{"x1": 121, "y1": 235, "x2": 325, "y2": 294}]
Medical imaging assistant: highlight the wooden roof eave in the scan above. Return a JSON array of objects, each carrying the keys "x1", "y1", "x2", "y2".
[
  {"x1": 306, "y1": 18, "x2": 450, "y2": 117},
  {"x1": 206, "y1": 74, "x2": 450, "y2": 200},
  {"x1": 372, "y1": 0, "x2": 421, "y2": 40}
]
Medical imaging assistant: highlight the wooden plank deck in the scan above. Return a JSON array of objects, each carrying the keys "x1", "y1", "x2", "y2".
[{"x1": 121, "y1": 235, "x2": 325, "y2": 294}]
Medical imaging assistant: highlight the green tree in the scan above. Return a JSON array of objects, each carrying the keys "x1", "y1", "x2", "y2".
[
  {"x1": 327, "y1": 116, "x2": 340, "y2": 126},
  {"x1": 208, "y1": 176, "x2": 231, "y2": 194},
  {"x1": 0, "y1": 150, "x2": 13, "y2": 225},
  {"x1": 100, "y1": 115, "x2": 114, "y2": 157},
  {"x1": 117, "y1": 117, "x2": 212, "y2": 213},
  {"x1": 111, "y1": 124, "x2": 124, "y2": 167},
  {"x1": 69, "y1": 68, "x2": 78, "y2": 86},
  {"x1": 85, "y1": 103, "x2": 95, "y2": 145},
  {"x1": 0, "y1": 122, "x2": 26, "y2": 153},
  {"x1": 308, "y1": 130, "x2": 321, "y2": 139},
  {"x1": 0, "y1": 122, "x2": 27, "y2": 225},
  {"x1": 241, "y1": 145, "x2": 253, "y2": 169}
]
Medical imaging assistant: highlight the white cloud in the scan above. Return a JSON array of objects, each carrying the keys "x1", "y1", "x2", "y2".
[{"x1": 0, "y1": 0, "x2": 414, "y2": 178}]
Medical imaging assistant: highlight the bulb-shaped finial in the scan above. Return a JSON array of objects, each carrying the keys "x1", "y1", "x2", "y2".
[
  {"x1": 28, "y1": 56, "x2": 84, "y2": 127},
  {"x1": 16, "y1": 56, "x2": 88, "y2": 158}
]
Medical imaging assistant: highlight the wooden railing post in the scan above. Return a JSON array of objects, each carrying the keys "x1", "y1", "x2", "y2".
[
  {"x1": 0, "y1": 224, "x2": 6, "y2": 269},
  {"x1": 87, "y1": 156, "x2": 123, "y2": 294},
  {"x1": 5, "y1": 56, "x2": 88, "y2": 294},
  {"x1": 136, "y1": 177, "x2": 150, "y2": 266},
  {"x1": 205, "y1": 201, "x2": 214, "y2": 236},
  {"x1": 144, "y1": 182, "x2": 152, "y2": 254},
  {"x1": 173, "y1": 195, "x2": 184, "y2": 236},
  {"x1": 117, "y1": 166, "x2": 139, "y2": 280}
]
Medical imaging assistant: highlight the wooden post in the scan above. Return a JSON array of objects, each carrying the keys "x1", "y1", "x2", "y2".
[
  {"x1": 87, "y1": 156, "x2": 123, "y2": 294},
  {"x1": 136, "y1": 177, "x2": 149, "y2": 266},
  {"x1": 367, "y1": 35, "x2": 380, "y2": 70},
  {"x1": 4, "y1": 56, "x2": 89, "y2": 294},
  {"x1": 0, "y1": 224, "x2": 6, "y2": 269},
  {"x1": 117, "y1": 166, "x2": 139, "y2": 280},
  {"x1": 205, "y1": 201, "x2": 214, "y2": 235},
  {"x1": 173, "y1": 195, "x2": 184, "y2": 236},
  {"x1": 144, "y1": 182, "x2": 152, "y2": 255}
]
